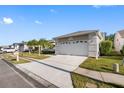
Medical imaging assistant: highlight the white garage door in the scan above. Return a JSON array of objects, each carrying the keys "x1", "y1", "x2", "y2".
[{"x1": 58, "y1": 40, "x2": 88, "y2": 56}]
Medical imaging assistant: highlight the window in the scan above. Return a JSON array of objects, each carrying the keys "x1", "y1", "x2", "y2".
[
  {"x1": 80, "y1": 41, "x2": 83, "y2": 43},
  {"x1": 84, "y1": 41, "x2": 87, "y2": 43},
  {"x1": 76, "y1": 41, "x2": 79, "y2": 43}
]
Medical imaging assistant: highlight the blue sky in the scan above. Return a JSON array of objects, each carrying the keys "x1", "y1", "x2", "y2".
[{"x1": 0, "y1": 5, "x2": 124, "y2": 45}]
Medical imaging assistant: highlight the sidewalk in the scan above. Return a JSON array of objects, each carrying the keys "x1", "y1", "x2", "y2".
[{"x1": 74, "y1": 67, "x2": 124, "y2": 87}]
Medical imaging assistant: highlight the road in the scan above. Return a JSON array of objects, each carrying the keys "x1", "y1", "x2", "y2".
[{"x1": 0, "y1": 58, "x2": 35, "y2": 88}]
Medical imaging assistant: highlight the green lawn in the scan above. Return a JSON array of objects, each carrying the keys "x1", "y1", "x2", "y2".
[
  {"x1": 19, "y1": 52, "x2": 49, "y2": 59},
  {"x1": 80, "y1": 56, "x2": 124, "y2": 75},
  {"x1": 3, "y1": 54, "x2": 30, "y2": 64},
  {"x1": 71, "y1": 73, "x2": 122, "y2": 88}
]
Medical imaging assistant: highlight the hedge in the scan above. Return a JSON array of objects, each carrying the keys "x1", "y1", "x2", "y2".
[{"x1": 100, "y1": 40, "x2": 112, "y2": 56}]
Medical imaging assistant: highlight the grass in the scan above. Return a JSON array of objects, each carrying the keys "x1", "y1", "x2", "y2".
[
  {"x1": 19, "y1": 52, "x2": 49, "y2": 59},
  {"x1": 80, "y1": 56, "x2": 124, "y2": 75},
  {"x1": 3, "y1": 54, "x2": 30, "y2": 64},
  {"x1": 71, "y1": 73, "x2": 122, "y2": 88}
]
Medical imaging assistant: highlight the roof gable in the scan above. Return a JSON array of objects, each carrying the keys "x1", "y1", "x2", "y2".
[
  {"x1": 118, "y1": 30, "x2": 124, "y2": 38},
  {"x1": 53, "y1": 30, "x2": 99, "y2": 39}
]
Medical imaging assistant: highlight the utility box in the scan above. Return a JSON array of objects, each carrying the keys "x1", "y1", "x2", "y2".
[{"x1": 113, "y1": 63, "x2": 119, "y2": 73}]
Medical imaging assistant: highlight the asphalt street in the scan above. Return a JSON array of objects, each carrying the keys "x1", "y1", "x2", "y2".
[{"x1": 0, "y1": 58, "x2": 34, "y2": 88}]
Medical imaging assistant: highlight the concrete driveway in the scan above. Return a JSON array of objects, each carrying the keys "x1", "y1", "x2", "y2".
[
  {"x1": 40, "y1": 55, "x2": 87, "y2": 72},
  {"x1": 16, "y1": 62, "x2": 73, "y2": 88},
  {"x1": 16, "y1": 55, "x2": 87, "y2": 87}
]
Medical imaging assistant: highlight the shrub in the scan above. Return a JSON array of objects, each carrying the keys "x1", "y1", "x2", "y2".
[
  {"x1": 108, "y1": 50, "x2": 121, "y2": 56},
  {"x1": 100, "y1": 40, "x2": 112, "y2": 56},
  {"x1": 120, "y1": 45, "x2": 124, "y2": 55},
  {"x1": 42, "y1": 49, "x2": 55, "y2": 54}
]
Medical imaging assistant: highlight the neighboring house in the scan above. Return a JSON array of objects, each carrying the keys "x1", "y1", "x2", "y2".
[
  {"x1": 0, "y1": 45, "x2": 10, "y2": 51},
  {"x1": 114, "y1": 30, "x2": 124, "y2": 52},
  {"x1": 53, "y1": 30, "x2": 104, "y2": 58},
  {"x1": 13, "y1": 42, "x2": 29, "y2": 52},
  {"x1": 49, "y1": 40, "x2": 55, "y2": 45}
]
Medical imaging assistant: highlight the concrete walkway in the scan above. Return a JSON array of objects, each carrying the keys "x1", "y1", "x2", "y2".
[{"x1": 74, "y1": 67, "x2": 124, "y2": 86}]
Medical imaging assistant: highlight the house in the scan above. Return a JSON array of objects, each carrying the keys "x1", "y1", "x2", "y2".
[
  {"x1": 48, "y1": 40, "x2": 55, "y2": 46},
  {"x1": 13, "y1": 42, "x2": 29, "y2": 52},
  {"x1": 53, "y1": 30, "x2": 104, "y2": 58},
  {"x1": 114, "y1": 30, "x2": 124, "y2": 52},
  {"x1": 0, "y1": 45, "x2": 11, "y2": 51}
]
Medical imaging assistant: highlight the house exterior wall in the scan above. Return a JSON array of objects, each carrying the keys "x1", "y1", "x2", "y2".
[
  {"x1": 114, "y1": 32, "x2": 124, "y2": 52},
  {"x1": 88, "y1": 33, "x2": 101, "y2": 58}
]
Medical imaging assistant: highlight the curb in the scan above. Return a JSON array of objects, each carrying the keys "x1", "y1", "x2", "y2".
[{"x1": 2, "y1": 59, "x2": 57, "y2": 88}]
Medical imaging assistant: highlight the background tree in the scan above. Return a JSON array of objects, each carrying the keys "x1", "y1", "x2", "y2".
[
  {"x1": 105, "y1": 34, "x2": 115, "y2": 48},
  {"x1": 38, "y1": 39, "x2": 54, "y2": 49},
  {"x1": 27, "y1": 39, "x2": 38, "y2": 53}
]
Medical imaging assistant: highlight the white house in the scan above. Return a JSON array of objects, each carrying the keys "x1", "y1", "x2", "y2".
[
  {"x1": 53, "y1": 30, "x2": 104, "y2": 58},
  {"x1": 13, "y1": 42, "x2": 29, "y2": 52},
  {"x1": 114, "y1": 30, "x2": 124, "y2": 52}
]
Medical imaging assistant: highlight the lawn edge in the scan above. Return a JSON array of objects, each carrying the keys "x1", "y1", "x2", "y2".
[
  {"x1": 79, "y1": 66, "x2": 124, "y2": 76},
  {"x1": 71, "y1": 72, "x2": 124, "y2": 88}
]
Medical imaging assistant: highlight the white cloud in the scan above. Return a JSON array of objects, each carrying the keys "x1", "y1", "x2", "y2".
[
  {"x1": 92, "y1": 5, "x2": 114, "y2": 8},
  {"x1": 92, "y1": 5, "x2": 101, "y2": 8},
  {"x1": 2, "y1": 17, "x2": 13, "y2": 24},
  {"x1": 50, "y1": 9, "x2": 57, "y2": 13},
  {"x1": 35, "y1": 20, "x2": 42, "y2": 24}
]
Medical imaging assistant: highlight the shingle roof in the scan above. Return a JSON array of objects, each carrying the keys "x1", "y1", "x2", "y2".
[
  {"x1": 53, "y1": 30, "x2": 99, "y2": 39},
  {"x1": 118, "y1": 30, "x2": 124, "y2": 38}
]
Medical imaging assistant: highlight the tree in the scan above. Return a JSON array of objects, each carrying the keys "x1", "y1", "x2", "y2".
[
  {"x1": 105, "y1": 34, "x2": 115, "y2": 48},
  {"x1": 38, "y1": 39, "x2": 54, "y2": 49},
  {"x1": 27, "y1": 39, "x2": 38, "y2": 54},
  {"x1": 100, "y1": 40, "x2": 112, "y2": 56},
  {"x1": 26, "y1": 39, "x2": 54, "y2": 55}
]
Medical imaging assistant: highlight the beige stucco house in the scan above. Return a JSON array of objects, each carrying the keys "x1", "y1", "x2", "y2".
[
  {"x1": 114, "y1": 30, "x2": 124, "y2": 52},
  {"x1": 53, "y1": 30, "x2": 104, "y2": 58}
]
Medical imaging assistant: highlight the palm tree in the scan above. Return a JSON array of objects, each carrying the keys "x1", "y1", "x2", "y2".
[
  {"x1": 27, "y1": 39, "x2": 54, "y2": 55},
  {"x1": 27, "y1": 40, "x2": 32, "y2": 54},
  {"x1": 27, "y1": 39, "x2": 38, "y2": 54},
  {"x1": 38, "y1": 39, "x2": 54, "y2": 49}
]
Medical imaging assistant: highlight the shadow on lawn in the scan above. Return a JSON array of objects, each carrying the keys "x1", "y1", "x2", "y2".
[
  {"x1": 101, "y1": 56, "x2": 123, "y2": 60},
  {"x1": 100, "y1": 67, "x2": 113, "y2": 72}
]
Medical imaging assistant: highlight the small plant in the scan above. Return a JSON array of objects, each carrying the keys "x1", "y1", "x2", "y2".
[{"x1": 100, "y1": 40, "x2": 112, "y2": 56}]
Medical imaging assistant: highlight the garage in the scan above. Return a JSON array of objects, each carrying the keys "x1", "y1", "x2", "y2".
[
  {"x1": 54, "y1": 30, "x2": 103, "y2": 58},
  {"x1": 58, "y1": 40, "x2": 88, "y2": 56}
]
